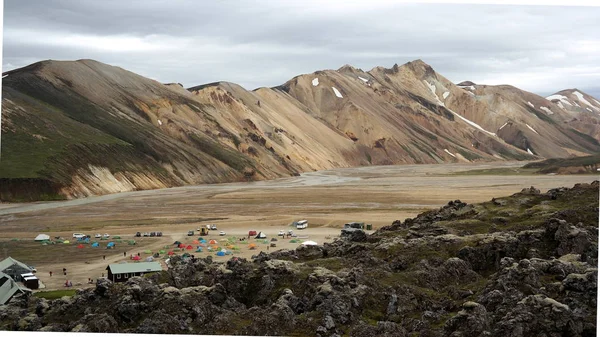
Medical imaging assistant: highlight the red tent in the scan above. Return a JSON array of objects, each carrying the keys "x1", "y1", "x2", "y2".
[
  {"x1": 132, "y1": 255, "x2": 141, "y2": 261},
  {"x1": 168, "y1": 251, "x2": 174, "y2": 256},
  {"x1": 186, "y1": 245, "x2": 193, "y2": 250},
  {"x1": 178, "y1": 243, "x2": 185, "y2": 248},
  {"x1": 76, "y1": 244, "x2": 84, "y2": 249}
]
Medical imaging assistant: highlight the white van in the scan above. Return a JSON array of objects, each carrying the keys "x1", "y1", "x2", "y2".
[{"x1": 72, "y1": 233, "x2": 86, "y2": 239}]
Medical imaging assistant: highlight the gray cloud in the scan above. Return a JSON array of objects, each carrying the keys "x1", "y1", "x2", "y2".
[{"x1": 3, "y1": 1, "x2": 600, "y2": 98}]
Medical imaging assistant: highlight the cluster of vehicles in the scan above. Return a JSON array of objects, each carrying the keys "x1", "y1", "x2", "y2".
[
  {"x1": 135, "y1": 231, "x2": 163, "y2": 237},
  {"x1": 192, "y1": 224, "x2": 221, "y2": 236}
]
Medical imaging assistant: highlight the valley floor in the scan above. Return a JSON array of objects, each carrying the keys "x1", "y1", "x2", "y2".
[{"x1": 0, "y1": 161, "x2": 596, "y2": 291}]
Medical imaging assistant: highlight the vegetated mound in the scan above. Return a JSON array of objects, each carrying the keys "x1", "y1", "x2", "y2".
[
  {"x1": 1, "y1": 181, "x2": 597, "y2": 336},
  {"x1": 523, "y1": 154, "x2": 600, "y2": 174}
]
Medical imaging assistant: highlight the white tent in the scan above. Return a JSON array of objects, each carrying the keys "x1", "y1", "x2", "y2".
[
  {"x1": 255, "y1": 232, "x2": 267, "y2": 239},
  {"x1": 301, "y1": 240, "x2": 318, "y2": 246},
  {"x1": 34, "y1": 234, "x2": 50, "y2": 241}
]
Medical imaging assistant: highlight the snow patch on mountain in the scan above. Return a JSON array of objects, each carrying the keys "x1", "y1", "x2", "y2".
[
  {"x1": 527, "y1": 148, "x2": 534, "y2": 155},
  {"x1": 443, "y1": 91, "x2": 450, "y2": 99},
  {"x1": 444, "y1": 149, "x2": 456, "y2": 158},
  {"x1": 527, "y1": 101, "x2": 534, "y2": 108},
  {"x1": 158, "y1": 120, "x2": 162, "y2": 126},
  {"x1": 423, "y1": 80, "x2": 444, "y2": 105},
  {"x1": 540, "y1": 107, "x2": 553, "y2": 115},
  {"x1": 526, "y1": 124, "x2": 539, "y2": 134},
  {"x1": 312, "y1": 78, "x2": 319, "y2": 86},
  {"x1": 546, "y1": 94, "x2": 572, "y2": 106},
  {"x1": 499, "y1": 122, "x2": 508, "y2": 130},
  {"x1": 557, "y1": 102, "x2": 564, "y2": 109},
  {"x1": 573, "y1": 91, "x2": 599, "y2": 111},
  {"x1": 459, "y1": 85, "x2": 475, "y2": 91},
  {"x1": 332, "y1": 87, "x2": 343, "y2": 98},
  {"x1": 586, "y1": 108, "x2": 593, "y2": 112},
  {"x1": 358, "y1": 76, "x2": 369, "y2": 83},
  {"x1": 451, "y1": 111, "x2": 496, "y2": 136}
]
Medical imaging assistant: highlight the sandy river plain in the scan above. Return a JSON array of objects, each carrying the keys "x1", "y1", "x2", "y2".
[{"x1": 0, "y1": 162, "x2": 596, "y2": 291}]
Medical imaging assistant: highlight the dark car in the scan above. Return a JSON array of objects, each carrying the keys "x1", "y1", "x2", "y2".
[
  {"x1": 157, "y1": 232, "x2": 163, "y2": 237},
  {"x1": 187, "y1": 230, "x2": 194, "y2": 236},
  {"x1": 135, "y1": 232, "x2": 141, "y2": 237},
  {"x1": 150, "y1": 232, "x2": 156, "y2": 237}
]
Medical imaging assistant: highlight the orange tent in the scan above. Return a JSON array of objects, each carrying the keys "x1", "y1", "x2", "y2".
[
  {"x1": 212, "y1": 245, "x2": 219, "y2": 250},
  {"x1": 192, "y1": 240, "x2": 199, "y2": 244},
  {"x1": 248, "y1": 243, "x2": 257, "y2": 250},
  {"x1": 209, "y1": 239, "x2": 217, "y2": 244}
]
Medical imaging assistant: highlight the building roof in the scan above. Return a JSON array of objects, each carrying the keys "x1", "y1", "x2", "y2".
[
  {"x1": 107, "y1": 262, "x2": 162, "y2": 274},
  {"x1": 0, "y1": 271, "x2": 30, "y2": 305},
  {"x1": 0, "y1": 257, "x2": 33, "y2": 273}
]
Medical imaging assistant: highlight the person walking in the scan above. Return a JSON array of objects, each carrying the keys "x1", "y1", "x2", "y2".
[
  {"x1": 123, "y1": 251, "x2": 126, "y2": 257},
  {"x1": 63, "y1": 268, "x2": 67, "y2": 276},
  {"x1": 103, "y1": 255, "x2": 106, "y2": 260},
  {"x1": 49, "y1": 271, "x2": 53, "y2": 277}
]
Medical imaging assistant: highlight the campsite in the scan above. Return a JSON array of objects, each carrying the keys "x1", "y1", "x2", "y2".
[{"x1": 0, "y1": 162, "x2": 596, "y2": 292}]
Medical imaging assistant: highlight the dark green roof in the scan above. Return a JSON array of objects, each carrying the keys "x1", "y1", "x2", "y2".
[{"x1": 107, "y1": 262, "x2": 162, "y2": 274}]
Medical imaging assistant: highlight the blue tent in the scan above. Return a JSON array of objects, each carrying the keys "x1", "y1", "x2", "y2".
[
  {"x1": 91, "y1": 242, "x2": 99, "y2": 247},
  {"x1": 107, "y1": 242, "x2": 115, "y2": 247},
  {"x1": 195, "y1": 247, "x2": 203, "y2": 252},
  {"x1": 199, "y1": 239, "x2": 207, "y2": 243},
  {"x1": 216, "y1": 251, "x2": 225, "y2": 256}
]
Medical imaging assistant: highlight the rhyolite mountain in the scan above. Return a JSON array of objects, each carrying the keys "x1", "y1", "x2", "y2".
[{"x1": 1, "y1": 59, "x2": 599, "y2": 201}]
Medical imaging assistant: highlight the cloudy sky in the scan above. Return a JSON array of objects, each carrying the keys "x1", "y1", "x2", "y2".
[{"x1": 3, "y1": 0, "x2": 600, "y2": 98}]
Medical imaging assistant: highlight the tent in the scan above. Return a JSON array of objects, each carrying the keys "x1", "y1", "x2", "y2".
[
  {"x1": 132, "y1": 255, "x2": 141, "y2": 261},
  {"x1": 63, "y1": 240, "x2": 70, "y2": 244},
  {"x1": 178, "y1": 243, "x2": 185, "y2": 248},
  {"x1": 216, "y1": 251, "x2": 225, "y2": 256},
  {"x1": 77, "y1": 244, "x2": 84, "y2": 249},
  {"x1": 186, "y1": 245, "x2": 193, "y2": 250},
  {"x1": 255, "y1": 232, "x2": 267, "y2": 239},
  {"x1": 173, "y1": 241, "x2": 181, "y2": 245},
  {"x1": 209, "y1": 239, "x2": 217, "y2": 244},
  {"x1": 107, "y1": 242, "x2": 115, "y2": 248},
  {"x1": 113, "y1": 236, "x2": 121, "y2": 239},
  {"x1": 270, "y1": 238, "x2": 278, "y2": 242},
  {"x1": 144, "y1": 250, "x2": 152, "y2": 254},
  {"x1": 159, "y1": 250, "x2": 166, "y2": 254},
  {"x1": 192, "y1": 240, "x2": 199, "y2": 244},
  {"x1": 196, "y1": 247, "x2": 203, "y2": 252},
  {"x1": 34, "y1": 234, "x2": 50, "y2": 241},
  {"x1": 199, "y1": 239, "x2": 207, "y2": 243},
  {"x1": 128, "y1": 240, "x2": 136, "y2": 245},
  {"x1": 91, "y1": 242, "x2": 99, "y2": 247},
  {"x1": 248, "y1": 243, "x2": 257, "y2": 250},
  {"x1": 145, "y1": 257, "x2": 154, "y2": 262},
  {"x1": 167, "y1": 251, "x2": 174, "y2": 256},
  {"x1": 301, "y1": 241, "x2": 318, "y2": 246}
]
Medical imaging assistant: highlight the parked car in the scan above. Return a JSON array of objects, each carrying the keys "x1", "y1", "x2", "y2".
[
  {"x1": 102, "y1": 233, "x2": 110, "y2": 239},
  {"x1": 94, "y1": 233, "x2": 101, "y2": 239},
  {"x1": 72, "y1": 233, "x2": 86, "y2": 239},
  {"x1": 187, "y1": 230, "x2": 194, "y2": 236},
  {"x1": 210, "y1": 224, "x2": 217, "y2": 230},
  {"x1": 150, "y1": 232, "x2": 156, "y2": 237},
  {"x1": 143, "y1": 232, "x2": 150, "y2": 237},
  {"x1": 278, "y1": 230, "x2": 285, "y2": 236},
  {"x1": 135, "y1": 232, "x2": 141, "y2": 237},
  {"x1": 157, "y1": 232, "x2": 163, "y2": 237},
  {"x1": 219, "y1": 231, "x2": 226, "y2": 236}
]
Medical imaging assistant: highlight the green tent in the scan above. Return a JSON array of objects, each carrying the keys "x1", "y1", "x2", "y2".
[
  {"x1": 159, "y1": 250, "x2": 166, "y2": 254},
  {"x1": 113, "y1": 236, "x2": 121, "y2": 239},
  {"x1": 144, "y1": 250, "x2": 152, "y2": 254},
  {"x1": 128, "y1": 240, "x2": 136, "y2": 245}
]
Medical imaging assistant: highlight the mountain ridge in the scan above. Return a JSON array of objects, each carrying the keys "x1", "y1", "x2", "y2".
[{"x1": 1, "y1": 58, "x2": 599, "y2": 201}]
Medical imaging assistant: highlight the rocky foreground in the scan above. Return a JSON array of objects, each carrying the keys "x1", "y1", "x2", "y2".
[{"x1": 1, "y1": 182, "x2": 597, "y2": 336}]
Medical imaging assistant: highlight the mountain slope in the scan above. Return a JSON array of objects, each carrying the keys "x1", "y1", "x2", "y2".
[{"x1": 1, "y1": 59, "x2": 599, "y2": 201}]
